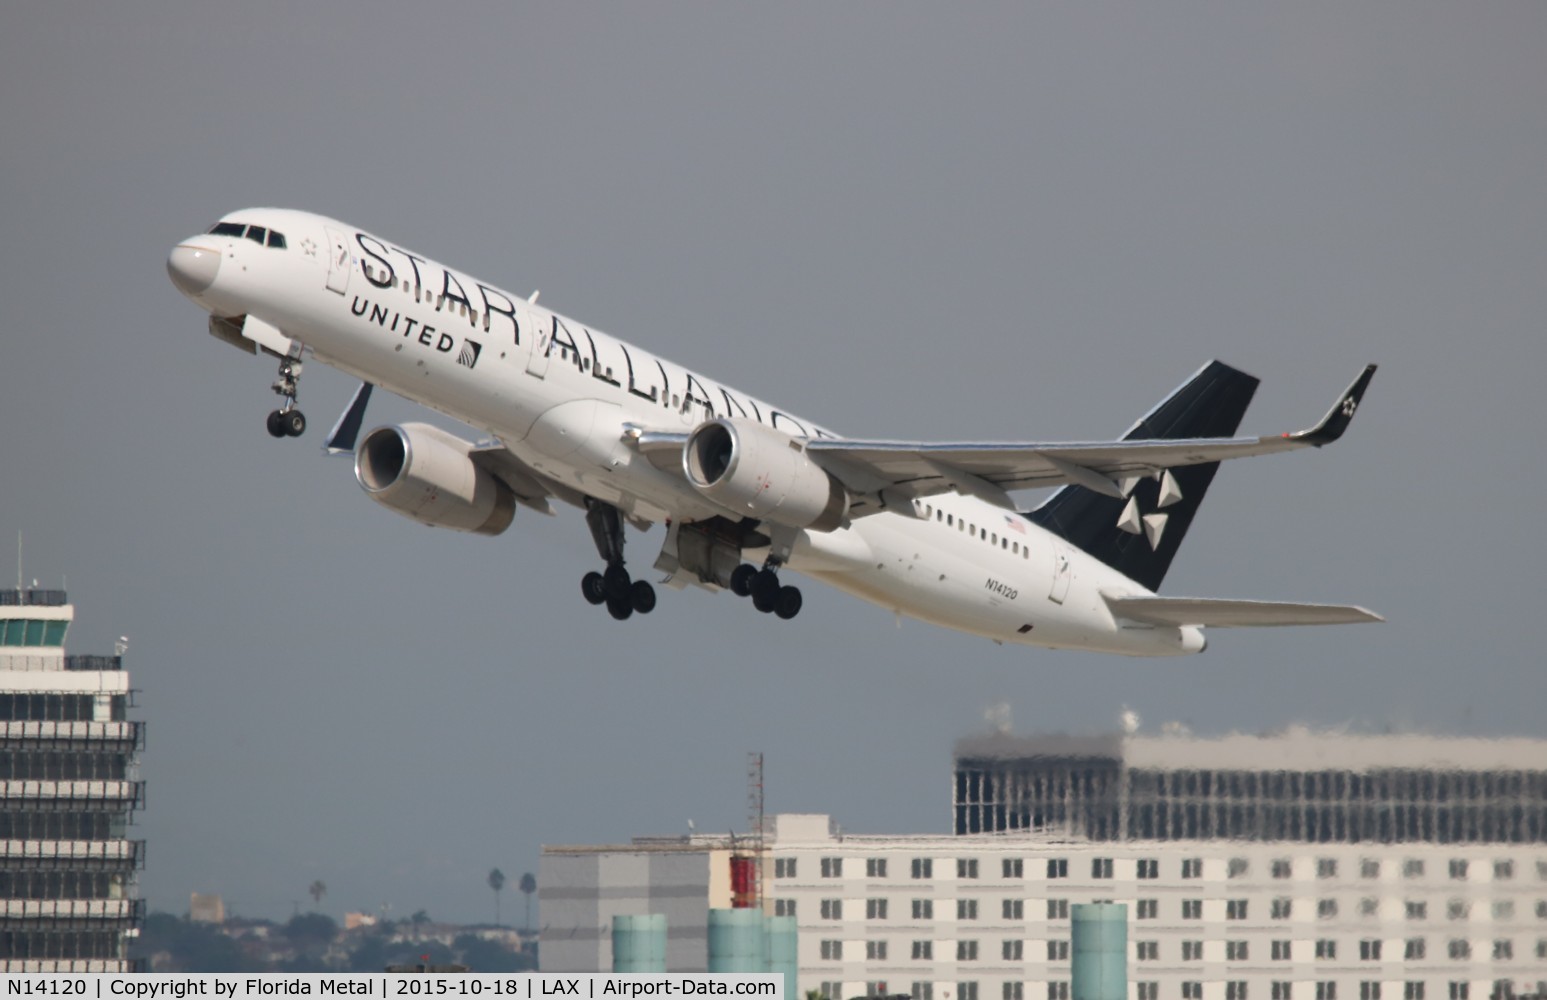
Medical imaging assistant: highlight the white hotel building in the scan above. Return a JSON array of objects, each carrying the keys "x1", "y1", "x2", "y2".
[{"x1": 541, "y1": 731, "x2": 1547, "y2": 1000}]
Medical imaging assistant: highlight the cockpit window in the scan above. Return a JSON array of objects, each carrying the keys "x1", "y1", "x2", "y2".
[
  {"x1": 246, "y1": 226, "x2": 267, "y2": 244},
  {"x1": 267, "y1": 231, "x2": 287, "y2": 249},
  {"x1": 209, "y1": 222, "x2": 246, "y2": 237}
]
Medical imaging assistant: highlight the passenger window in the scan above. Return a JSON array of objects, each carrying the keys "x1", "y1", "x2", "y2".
[
  {"x1": 402, "y1": 279, "x2": 410, "y2": 292},
  {"x1": 1002, "y1": 539, "x2": 1008, "y2": 550},
  {"x1": 672, "y1": 395, "x2": 681, "y2": 408},
  {"x1": 246, "y1": 226, "x2": 267, "y2": 244},
  {"x1": 992, "y1": 533, "x2": 998, "y2": 545},
  {"x1": 267, "y1": 231, "x2": 287, "y2": 249}
]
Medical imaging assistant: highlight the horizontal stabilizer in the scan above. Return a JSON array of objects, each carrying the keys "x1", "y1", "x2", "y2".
[{"x1": 1104, "y1": 594, "x2": 1383, "y2": 628}]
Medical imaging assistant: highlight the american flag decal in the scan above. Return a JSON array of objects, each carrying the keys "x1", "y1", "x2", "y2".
[
  {"x1": 1004, "y1": 514, "x2": 1027, "y2": 534},
  {"x1": 457, "y1": 338, "x2": 482, "y2": 369}
]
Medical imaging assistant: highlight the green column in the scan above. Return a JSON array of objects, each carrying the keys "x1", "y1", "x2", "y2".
[
  {"x1": 1071, "y1": 903, "x2": 1127, "y2": 1000},
  {"x1": 707, "y1": 908, "x2": 766, "y2": 973},
  {"x1": 613, "y1": 914, "x2": 667, "y2": 972},
  {"x1": 766, "y1": 915, "x2": 797, "y2": 998}
]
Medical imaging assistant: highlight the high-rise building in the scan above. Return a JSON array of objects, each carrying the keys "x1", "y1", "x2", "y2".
[
  {"x1": 0, "y1": 588, "x2": 145, "y2": 972},
  {"x1": 542, "y1": 731, "x2": 1547, "y2": 1000}
]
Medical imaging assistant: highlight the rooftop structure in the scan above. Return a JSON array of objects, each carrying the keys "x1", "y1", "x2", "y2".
[{"x1": 0, "y1": 588, "x2": 145, "y2": 972}]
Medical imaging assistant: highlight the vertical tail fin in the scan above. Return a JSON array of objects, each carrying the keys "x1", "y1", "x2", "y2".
[{"x1": 1023, "y1": 361, "x2": 1259, "y2": 592}]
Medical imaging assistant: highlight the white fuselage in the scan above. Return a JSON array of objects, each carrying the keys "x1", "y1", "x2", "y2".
[{"x1": 171, "y1": 208, "x2": 1204, "y2": 656}]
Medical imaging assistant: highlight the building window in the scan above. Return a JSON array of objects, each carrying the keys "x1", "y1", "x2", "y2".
[
  {"x1": 1492, "y1": 939, "x2": 1513, "y2": 960},
  {"x1": 774, "y1": 899, "x2": 796, "y2": 917},
  {"x1": 821, "y1": 857, "x2": 843, "y2": 878},
  {"x1": 1229, "y1": 858, "x2": 1249, "y2": 878},
  {"x1": 821, "y1": 984, "x2": 842, "y2": 1000},
  {"x1": 866, "y1": 940, "x2": 887, "y2": 960},
  {"x1": 866, "y1": 898, "x2": 887, "y2": 920},
  {"x1": 820, "y1": 899, "x2": 842, "y2": 920},
  {"x1": 1047, "y1": 899, "x2": 1069, "y2": 920},
  {"x1": 1137, "y1": 899, "x2": 1158, "y2": 920},
  {"x1": 1136, "y1": 941, "x2": 1159, "y2": 961},
  {"x1": 1360, "y1": 897, "x2": 1379, "y2": 917},
  {"x1": 1272, "y1": 940, "x2": 1292, "y2": 961},
  {"x1": 1404, "y1": 859, "x2": 1426, "y2": 878},
  {"x1": 1318, "y1": 899, "x2": 1339, "y2": 919},
  {"x1": 1182, "y1": 900, "x2": 1202, "y2": 920},
  {"x1": 912, "y1": 899, "x2": 933, "y2": 920},
  {"x1": 1494, "y1": 860, "x2": 1515, "y2": 881},
  {"x1": 911, "y1": 985, "x2": 933, "y2": 1000},
  {"x1": 957, "y1": 940, "x2": 979, "y2": 961},
  {"x1": 819, "y1": 940, "x2": 842, "y2": 960},
  {"x1": 1446, "y1": 984, "x2": 1467, "y2": 1000},
  {"x1": 1091, "y1": 858, "x2": 1113, "y2": 879},
  {"x1": 1273, "y1": 985, "x2": 1293, "y2": 1000},
  {"x1": 1361, "y1": 859, "x2": 1381, "y2": 879},
  {"x1": 1002, "y1": 939, "x2": 1023, "y2": 961},
  {"x1": 958, "y1": 899, "x2": 978, "y2": 920},
  {"x1": 1138, "y1": 985, "x2": 1159, "y2": 1000},
  {"x1": 1403, "y1": 986, "x2": 1424, "y2": 1000},
  {"x1": 1447, "y1": 899, "x2": 1469, "y2": 920},
  {"x1": 1405, "y1": 938, "x2": 1426, "y2": 960},
  {"x1": 1272, "y1": 898, "x2": 1293, "y2": 919},
  {"x1": 1273, "y1": 859, "x2": 1293, "y2": 879},
  {"x1": 1137, "y1": 859, "x2": 1159, "y2": 879},
  {"x1": 1538, "y1": 900, "x2": 1547, "y2": 919},
  {"x1": 1359, "y1": 939, "x2": 1382, "y2": 961},
  {"x1": 1182, "y1": 858, "x2": 1202, "y2": 879},
  {"x1": 1448, "y1": 859, "x2": 1468, "y2": 880},
  {"x1": 1316, "y1": 940, "x2": 1337, "y2": 960},
  {"x1": 958, "y1": 858, "x2": 980, "y2": 879},
  {"x1": 1227, "y1": 982, "x2": 1248, "y2": 1000},
  {"x1": 1003, "y1": 899, "x2": 1024, "y2": 920},
  {"x1": 1048, "y1": 984, "x2": 1069, "y2": 1000},
  {"x1": 1183, "y1": 984, "x2": 1202, "y2": 1000},
  {"x1": 1538, "y1": 938, "x2": 1547, "y2": 959},
  {"x1": 1004, "y1": 984, "x2": 1024, "y2": 1000},
  {"x1": 1318, "y1": 858, "x2": 1338, "y2": 879},
  {"x1": 959, "y1": 984, "x2": 979, "y2": 1000},
  {"x1": 1182, "y1": 941, "x2": 1203, "y2": 961},
  {"x1": 1002, "y1": 858, "x2": 1023, "y2": 879},
  {"x1": 867, "y1": 858, "x2": 888, "y2": 878},
  {"x1": 1407, "y1": 900, "x2": 1428, "y2": 920},
  {"x1": 1316, "y1": 985, "x2": 1337, "y2": 1000},
  {"x1": 1047, "y1": 940, "x2": 1069, "y2": 961},
  {"x1": 1227, "y1": 900, "x2": 1248, "y2": 920},
  {"x1": 912, "y1": 858, "x2": 933, "y2": 879},
  {"x1": 1360, "y1": 984, "x2": 1381, "y2": 1000},
  {"x1": 774, "y1": 858, "x2": 796, "y2": 878},
  {"x1": 1227, "y1": 941, "x2": 1249, "y2": 961},
  {"x1": 1492, "y1": 900, "x2": 1514, "y2": 920},
  {"x1": 1447, "y1": 939, "x2": 1471, "y2": 960},
  {"x1": 911, "y1": 940, "x2": 932, "y2": 960},
  {"x1": 1047, "y1": 858, "x2": 1068, "y2": 879}
]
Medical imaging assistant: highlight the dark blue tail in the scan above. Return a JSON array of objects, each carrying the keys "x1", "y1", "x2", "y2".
[{"x1": 1023, "y1": 361, "x2": 1259, "y2": 592}]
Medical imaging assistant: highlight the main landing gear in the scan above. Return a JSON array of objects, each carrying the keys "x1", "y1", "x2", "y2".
[
  {"x1": 729, "y1": 563, "x2": 803, "y2": 620},
  {"x1": 580, "y1": 499, "x2": 656, "y2": 621},
  {"x1": 265, "y1": 356, "x2": 306, "y2": 438}
]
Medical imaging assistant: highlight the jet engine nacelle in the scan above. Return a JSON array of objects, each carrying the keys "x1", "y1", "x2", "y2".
[
  {"x1": 683, "y1": 417, "x2": 848, "y2": 531},
  {"x1": 355, "y1": 423, "x2": 515, "y2": 536}
]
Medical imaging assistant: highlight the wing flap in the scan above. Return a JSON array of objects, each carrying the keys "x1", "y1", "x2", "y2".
[{"x1": 1104, "y1": 595, "x2": 1384, "y2": 628}]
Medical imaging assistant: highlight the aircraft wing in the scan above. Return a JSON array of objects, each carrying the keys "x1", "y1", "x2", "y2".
[
  {"x1": 1104, "y1": 595, "x2": 1384, "y2": 627},
  {"x1": 806, "y1": 365, "x2": 1376, "y2": 513}
]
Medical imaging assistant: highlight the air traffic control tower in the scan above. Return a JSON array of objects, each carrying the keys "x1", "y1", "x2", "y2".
[{"x1": 0, "y1": 589, "x2": 144, "y2": 971}]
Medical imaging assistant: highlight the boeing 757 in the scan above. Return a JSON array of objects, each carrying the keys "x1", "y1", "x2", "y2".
[{"x1": 168, "y1": 209, "x2": 1380, "y2": 655}]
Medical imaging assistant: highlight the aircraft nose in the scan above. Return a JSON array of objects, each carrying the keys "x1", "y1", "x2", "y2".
[{"x1": 167, "y1": 242, "x2": 221, "y2": 296}]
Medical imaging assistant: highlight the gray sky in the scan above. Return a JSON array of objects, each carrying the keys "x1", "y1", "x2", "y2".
[{"x1": 2, "y1": 2, "x2": 1545, "y2": 924}]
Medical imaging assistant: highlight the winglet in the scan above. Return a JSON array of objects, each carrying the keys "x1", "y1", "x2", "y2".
[
  {"x1": 323, "y1": 381, "x2": 374, "y2": 455},
  {"x1": 1293, "y1": 364, "x2": 1376, "y2": 447}
]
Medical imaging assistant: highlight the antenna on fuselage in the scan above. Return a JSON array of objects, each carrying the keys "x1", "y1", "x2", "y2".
[{"x1": 527, "y1": 290, "x2": 539, "y2": 304}]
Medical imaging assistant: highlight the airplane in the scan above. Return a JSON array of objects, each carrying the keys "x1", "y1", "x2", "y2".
[{"x1": 167, "y1": 208, "x2": 1381, "y2": 656}]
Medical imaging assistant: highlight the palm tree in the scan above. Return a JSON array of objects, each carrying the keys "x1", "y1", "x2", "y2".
[
  {"x1": 308, "y1": 880, "x2": 327, "y2": 909},
  {"x1": 487, "y1": 868, "x2": 506, "y2": 926},
  {"x1": 518, "y1": 872, "x2": 537, "y2": 932}
]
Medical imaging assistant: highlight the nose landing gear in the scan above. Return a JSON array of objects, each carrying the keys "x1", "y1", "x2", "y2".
[
  {"x1": 266, "y1": 357, "x2": 306, "y2": 438},
  {"x1": 581, "y1": 499, "x2": 656, "y2": 621}
]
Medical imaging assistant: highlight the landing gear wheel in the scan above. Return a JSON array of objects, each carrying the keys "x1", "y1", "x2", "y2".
[
  {"x1": 282, "y1": 410, "x2": 306, "y2": 437},
  {"x1": 266, "y1": 410, "x2": 286, "y2": 438},
  {"x1": 603, "y1": 563, "x2": 632, "y2": 599},
  {"x1": 630, "y1": 580, "x2": 657, "y2": 615},
  {"x1": 751, "y1": 569, "x2": 780, "y2": 603},
  {"x1": 581, "y1": 572, "x2": 608, "y2": 606},
  {"x1": 729, "y1": 564, "x2": 757, "y2": 597},
  {"x1": 606, "y1": 593, "x2": 634, "y2": 621},
  {"x1": 774, "y1": 585, "x2": 803, "y2": 620}
]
